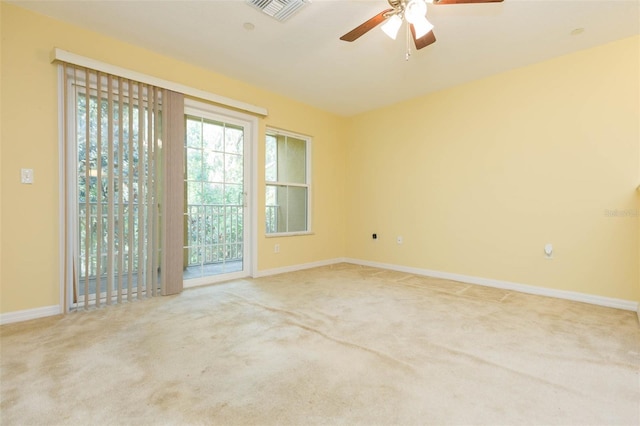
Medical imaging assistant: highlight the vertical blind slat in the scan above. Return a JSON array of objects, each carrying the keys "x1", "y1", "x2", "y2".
[
  {"x1": 162, "y1": 91, "x2": 185, "y2": 296},
  {"x1": 84, "y1": 67, "x2": 91, "y2": 310},
  {"x1": 63, "y1": 63, "x2": 75, "y2": 308},
  {"x1": 106, "y1": 75, "x2": 114, "y2": 305},
  {"x1": 127, "y1": 81, "x2": 134, "y2": 302},
  {"x1": 136, "y1": 82, "x2": 146, "y2": 300},
  {"x1": 95, "y1": 71, "x2": 103, "y2": 308},
  {"x1": 151, "y1": 88, "x2": 162, "y2": 296},
  {"x1": 146, "y1": 86, "x2": 154, "y2": 297},
  {"x1": 154, "y1": 88, "x2": 160, "y2": 294},
  {"x1": 117, "y1": 76, "x2": 124, "y2": 304}
]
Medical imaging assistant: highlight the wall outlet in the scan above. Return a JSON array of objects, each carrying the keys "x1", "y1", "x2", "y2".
[
  {"x1": 397, "y1": 236, "x2": 403, "y2": 245},
  {"x1": 274, "y1": 244, "x2": 280, "y2": 254},
  {"x1": 21, "y1": 168, "x2": 34, "y2": 184}
]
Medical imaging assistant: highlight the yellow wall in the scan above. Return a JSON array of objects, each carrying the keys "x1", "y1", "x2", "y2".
[
  {"x1": 346, "y1": 35, "x2": 640, "y2": 302},
  {"x1": 0, "y1": 3, "x2": 347, "y2": 313},
  {"x1": 637, "y1": 46, "x2": 640, "y2": 314},
  {"x1": 0, "y1": 0, "x2": 4, "y2": 308}
]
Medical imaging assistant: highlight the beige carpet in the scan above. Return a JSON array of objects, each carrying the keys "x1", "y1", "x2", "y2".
[{"x1": 1, "y1": 263, "x2": 639, "y2": 425}]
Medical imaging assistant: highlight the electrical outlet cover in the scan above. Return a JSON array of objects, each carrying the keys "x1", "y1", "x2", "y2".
[
  {"x1": 21, "y1": 168, "x2": 34, "y2": 184},
  {"x1": 544, "y1": 243, "x2": 553, "y2": 256}
]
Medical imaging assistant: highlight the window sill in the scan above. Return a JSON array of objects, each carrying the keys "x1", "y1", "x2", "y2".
[{"x1": 265, "y1": 231, "x2": 314, "y2": 238}]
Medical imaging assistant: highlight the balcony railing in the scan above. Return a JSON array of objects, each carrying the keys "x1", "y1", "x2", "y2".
[
  {"x1": 78, "y1": 202, "x2": 244, "y2": 280},
  {"x1": 184, "y1": 204, "x2": 243, "y2": 267},
  {"x1": 77, "y1": 202, "x2": 287, "y2": 282}
]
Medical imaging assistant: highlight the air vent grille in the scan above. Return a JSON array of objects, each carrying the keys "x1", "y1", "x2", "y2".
[{"x1": 247, "y1": 0, "x2": 309, "y2": 22}]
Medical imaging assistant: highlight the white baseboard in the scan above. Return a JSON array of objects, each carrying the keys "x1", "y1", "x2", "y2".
[
  {"x1": 3, "y1": 259, "x2": 635, "y2": 324},
  {"x1": 344, "y1": 258, "x2": 639, "y2": 312},
  {"x1": 0, "y1": 305, "x2": 62, "y2": 325},
  {"x1": 254, "y1": 258, "x2": 346, "y2": 278}
]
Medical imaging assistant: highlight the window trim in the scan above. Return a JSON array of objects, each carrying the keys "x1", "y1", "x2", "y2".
[{"x1": 265, "y1": 127, "x2": 312, "y2": 236}]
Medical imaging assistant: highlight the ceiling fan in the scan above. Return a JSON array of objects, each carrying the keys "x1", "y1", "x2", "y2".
[{"x1": 340, "y1": 0, "x2": 504, "y2": 53}]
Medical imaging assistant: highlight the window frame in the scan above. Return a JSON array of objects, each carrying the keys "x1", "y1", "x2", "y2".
[{"x1": 265, "y1": 127, "x2": 312, "y2": 237}]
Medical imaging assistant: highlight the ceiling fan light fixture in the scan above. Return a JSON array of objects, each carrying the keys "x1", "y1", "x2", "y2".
[
  {"x1": 412, "y1": 16, "x2": 434, "y2": 38},
  {"x1": 381, "y1": 14, "x2": 403, "y2": 40},
  {"x1": 404, "y1": 0, "x2": 427, "y2": 24}
]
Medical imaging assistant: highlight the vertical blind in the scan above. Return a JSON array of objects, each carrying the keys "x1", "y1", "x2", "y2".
[{"x1": 62, "y1": 64, "x2": 183, "y2": 309}]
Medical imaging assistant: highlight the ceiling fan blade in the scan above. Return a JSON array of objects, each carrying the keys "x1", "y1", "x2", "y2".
[
  {"x1": 432, "y1": 0, "x2": 503, "y2": 4},
  {"x1": 411, "y1": 26, "x2": 437, "y2": 50},
  {"x1": 340, "y1": 8, "x2": 394, "y2": 42}
]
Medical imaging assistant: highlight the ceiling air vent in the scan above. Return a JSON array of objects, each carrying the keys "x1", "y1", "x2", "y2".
[{"x1": 247, "y1": 0, "x2": 309, "y2": 22}]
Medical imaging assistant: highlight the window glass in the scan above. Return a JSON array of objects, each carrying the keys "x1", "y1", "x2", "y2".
[{"x1": 265, "y1": 130, "x2": 310, "y2": 234}]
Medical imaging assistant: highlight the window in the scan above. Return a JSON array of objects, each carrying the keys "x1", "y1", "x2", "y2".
[{"x1": 265, "y1": 129, "x2": 311, "y2": 234}]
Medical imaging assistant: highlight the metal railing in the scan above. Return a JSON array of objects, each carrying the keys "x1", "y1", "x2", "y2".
[
  {"x1": 184, "y1": 204, "x2": 243, "y2": 267},
  {"x1": 77, "y1": 202, "x2": 244, "y2": 279}
]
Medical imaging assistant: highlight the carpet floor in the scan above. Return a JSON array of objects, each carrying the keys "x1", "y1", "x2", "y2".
[{"x1": 1, "y1": 263, "x2": 639, "y2": 425}]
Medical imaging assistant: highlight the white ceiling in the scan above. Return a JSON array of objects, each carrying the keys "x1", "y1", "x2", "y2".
[{"x1": 10, "y1": 0, "x2": 640, "y2": 116}]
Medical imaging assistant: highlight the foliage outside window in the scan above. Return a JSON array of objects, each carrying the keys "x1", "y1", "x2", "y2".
[{"x1": 265, "y1": 130, "x2": 310, "y2": 235}]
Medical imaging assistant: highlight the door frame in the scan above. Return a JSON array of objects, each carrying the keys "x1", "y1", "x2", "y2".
[{"x1": 182, "y1": 98, "x2": 258, "y2": 287}]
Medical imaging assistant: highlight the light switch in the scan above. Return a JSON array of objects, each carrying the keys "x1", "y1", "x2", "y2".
[{"x1": 21, "y1": 168, "x2": 34, "y2": 184}]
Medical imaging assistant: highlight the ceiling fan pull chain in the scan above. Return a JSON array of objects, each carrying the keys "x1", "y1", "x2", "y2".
[{"x1": 405, "y1": 21, "x2": 411, "y2": 61}]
